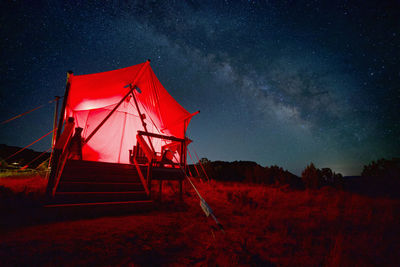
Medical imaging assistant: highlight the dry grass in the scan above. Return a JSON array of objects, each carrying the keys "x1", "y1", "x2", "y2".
[
  {"x1": 0, "y1": 177, "x2": 399, "y2": 266},
  {"x1": 0, "y1": 175, "x2": 47, "y2": 193},
  {"x1": 0, "y1": 175, "x2": 47, "y2": 211},
  {"x1": 190, "y1": 181, "x2": 400, "y2": 266}
]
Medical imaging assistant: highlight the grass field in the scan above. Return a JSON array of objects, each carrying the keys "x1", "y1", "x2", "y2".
[{"x1": 0, "y1": 175, "x2": 399, "y2": 266}]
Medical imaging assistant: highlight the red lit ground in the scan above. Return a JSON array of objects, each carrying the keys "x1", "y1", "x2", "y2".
[{"x1": 0, "y1": 176, "x2": 399, "y2": 266}]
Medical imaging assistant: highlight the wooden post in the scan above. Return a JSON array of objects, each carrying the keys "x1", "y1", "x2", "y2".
[
  {"x1": 148, "y1": 163, "x2": 152, "y2": 198},
  {"x1": 179, "y1": 179, "x2": 183, "y2": 201},
  {"x1": 51, "y1": 96, "x2": 60, "y2": 147},
  {"x1": 159, "y1": 180, "x2": 162, "y2": 202},
  {"x1": 46, "y1": 117, "x2": 75, "y2": 197},
  {"x1": 48, "y1": 96, "x2": 60, "y2": 169},
  {"x1": 183, "y1": 119, "x2": 187, "y2": 170},
  {"x1": 55, "y1": 71, "x2": 73, "y2": 143},
  {"x1": 181, "y1": 118, "x2": 185, "y2": 201},
  {"x1": 146, "y1": 160, "x2": 153, "y2": 197}
]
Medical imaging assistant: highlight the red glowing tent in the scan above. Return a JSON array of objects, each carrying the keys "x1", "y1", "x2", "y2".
[{"x1": 61, "y1": 60, "x2": 197, "y2": 164}]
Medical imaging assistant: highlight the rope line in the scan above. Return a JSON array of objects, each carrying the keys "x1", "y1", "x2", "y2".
[
  {"x1": 192, "y1": 148, "x2": 211, "y2": 182},
  {"x1": 172, "y1": 154, "x2": 225, "y2": 233},
  {"x1": 187, "y1": 162, "x2": 194, "y2": 177},
  {"x1": 5, "y1": 129, "x2": 55, "y2": 161},
  {"x1": 0, "y1": 97, "x2": 61, "y2": 126},
  {"x1": 21, "y1": 146, "x2": 52, "y2": 169},
  {"x1": 187, "y1": 149, "x2": 201, "y2": 178}
]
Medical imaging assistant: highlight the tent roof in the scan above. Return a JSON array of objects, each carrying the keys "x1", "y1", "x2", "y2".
[{"x1": 66, "y1": 61, "x2": 196, "y2": 139}]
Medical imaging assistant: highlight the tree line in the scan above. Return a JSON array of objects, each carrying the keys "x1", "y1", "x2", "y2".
[{"x1": 189, "y1": 158, "x2": 400, "y2": 195}]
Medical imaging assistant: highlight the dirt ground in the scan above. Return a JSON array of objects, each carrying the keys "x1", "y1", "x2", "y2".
[{"x1": 1, "y1": 176, "x2": 399, "y2": 266}]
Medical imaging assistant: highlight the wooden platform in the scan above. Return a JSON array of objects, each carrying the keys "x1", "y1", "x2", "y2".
[{"x1": 45, "y1": 160, "x2": 153, "y2": 213}]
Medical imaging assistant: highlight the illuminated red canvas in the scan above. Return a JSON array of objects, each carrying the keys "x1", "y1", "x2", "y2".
[{"x1": 64, "y1": 61, "x2": 196, "y2": 163}]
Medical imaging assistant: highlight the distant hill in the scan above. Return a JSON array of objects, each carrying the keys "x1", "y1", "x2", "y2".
[
  {"x1": 188, "y1": 159, "x2": 304, "y2": 189},
  {"x1": 0, "y1": 144, "x2": 50, "y2": 168}
]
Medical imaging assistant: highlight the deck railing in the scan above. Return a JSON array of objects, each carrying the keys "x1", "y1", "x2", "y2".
[
  {"x1": 132, "y1": 131, "x2": 187, "y2": 199},
  {"x1": 46, "y1": 118, "x2": 75, "y2": 197}
]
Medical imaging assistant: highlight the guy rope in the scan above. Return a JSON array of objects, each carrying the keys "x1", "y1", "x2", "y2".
[
  {"x1": 4, "y1": 129, "x2": 55, "y2": 161},
  {"x1": 192, "y1": 148, "x2": 211, "y2": 182},
  {"x1": 1, "y1": 96, "x2": 62, "y2": 169},
  {"x1": 187, "y1": 149, "x2": 202, "y2": 178},
  {"x1": 0, "y1": 97, "x2": 61, "y2": 125},
  {"x1": 173, "y1": 153, "x2": 225, "y2": 233},
  {"x1": 20, "y1": 146, "x2": 52, "y2": 170}
]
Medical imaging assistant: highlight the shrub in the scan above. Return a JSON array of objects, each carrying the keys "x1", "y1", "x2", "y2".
[
  {"x1": 302, "y1": 164, "x2": 344, "y2": 189},
  {"x1": 361, "y1": 158, "x2": 400, "y2": 197},
  {"x1": 362, "y1": 158, "x2": 400, "y2": 179},
  {"x1": 302, "y1": 163, "x2": 320, "y2": 189},
  {"x1": 0, "y1": 158, "x2": 9, "y2": 169}
]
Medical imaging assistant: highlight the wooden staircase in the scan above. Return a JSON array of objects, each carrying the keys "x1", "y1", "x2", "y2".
[{"x1": 45, "y1": 160, "x2": 152, "y2": 215}]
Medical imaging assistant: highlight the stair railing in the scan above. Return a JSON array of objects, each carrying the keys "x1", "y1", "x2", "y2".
[
  {"x1": 133, "y1": 133, "x2": 153, "y2": 197},
  {"x1": 46, "y1": 117, "x2": 75, "y2": 197}
]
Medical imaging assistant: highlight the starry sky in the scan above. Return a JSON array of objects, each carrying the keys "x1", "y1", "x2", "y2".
[{"x1": 1, "y1": 0, "x2": 399, "y2": 176}]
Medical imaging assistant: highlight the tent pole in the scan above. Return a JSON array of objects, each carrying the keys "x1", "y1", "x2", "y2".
[
  {"x1": 117, "y1": 112, "x2": 128, "y2": 163},
  {"x1": 84, "y1": 60, "x2": 150, "y2": 144},
  {"x1": 84, "y1": 87, "x2": 134, "y2": 144},
  {"x1": 51, "y1": 96, "x2": 61, "y2": 147},
  {"x1": 48, "y1": 96, "x2": 60, "y2": 169},
  {"x1": 130, "y1": 88, "x2": 156, "y2": 153},
  {"x1": 183, "y1": 119, "x2": 187, "y2": 168},
  {"x1": 55, "y1": 71, "x2": 73, "y2": 143}
]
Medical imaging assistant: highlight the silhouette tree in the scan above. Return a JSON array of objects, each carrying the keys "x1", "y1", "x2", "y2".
[
  {"x1": 361, "y1": 158, "x2": 400, "y2": 197},
  {"x1": 302, "y1": 163, "x2": 320, "y2": 189},
  {"x1": 0, "y1": 158, "x2": 8, "y2": 169}
]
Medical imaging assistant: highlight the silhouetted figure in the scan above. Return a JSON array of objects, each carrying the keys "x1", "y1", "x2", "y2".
[{"x1": 69, "y1": 127, "x2": 83, "y2": 160}]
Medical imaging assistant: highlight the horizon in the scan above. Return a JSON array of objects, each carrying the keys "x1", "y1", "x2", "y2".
[
  {"x1": 1, "y1": 1, "x2": 399, "y2": 177},
  {"x1": 0, "y1": 142, "x2": 384, "y2": 177}
]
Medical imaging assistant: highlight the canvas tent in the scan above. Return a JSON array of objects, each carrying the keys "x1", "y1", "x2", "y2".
[{"x1": 61, "y1": 60, "x2": 197, "y2": 164}]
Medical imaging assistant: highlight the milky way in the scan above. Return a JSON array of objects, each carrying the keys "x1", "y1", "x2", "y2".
[{"x1": 1, "y1": 1, "x2": 399, "y2": 175}]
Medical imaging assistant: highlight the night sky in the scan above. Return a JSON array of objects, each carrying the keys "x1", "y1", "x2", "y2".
[{"x1": 1, "y1": 1, "x2": 399, "y2": 176}]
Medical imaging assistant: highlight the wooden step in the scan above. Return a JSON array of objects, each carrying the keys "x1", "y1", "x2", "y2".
[
  {"x1": 62, "y1": 165, "x2": 140, "y2": 174},
  {"x1": 63, "y1": 160, "x2": 139, "y2": 174},
  {"x1": 64, "y1": 170, "x2": 138, "y2": 176},
  {"x1": 62, "y1": 167, "x2": 140, "y2": 175},
  {"x1": 52, "y1": 191, "x2": 148, "y2": 204},
  {"x1": 60, "y1": 160, "x2": 143, "y2": 183},
  {"x1": 61, "y1": 174, "x2": 142, "y2": 183},
  {"x1": 47, "y1": 160, "x2": 152, "y2": 216},
  {"x1": 66, "y1": 159, "x2": 135, "y2": 169},
  {"x1": 57, "y1": 181, "x2": 144, "y2": 192}
]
